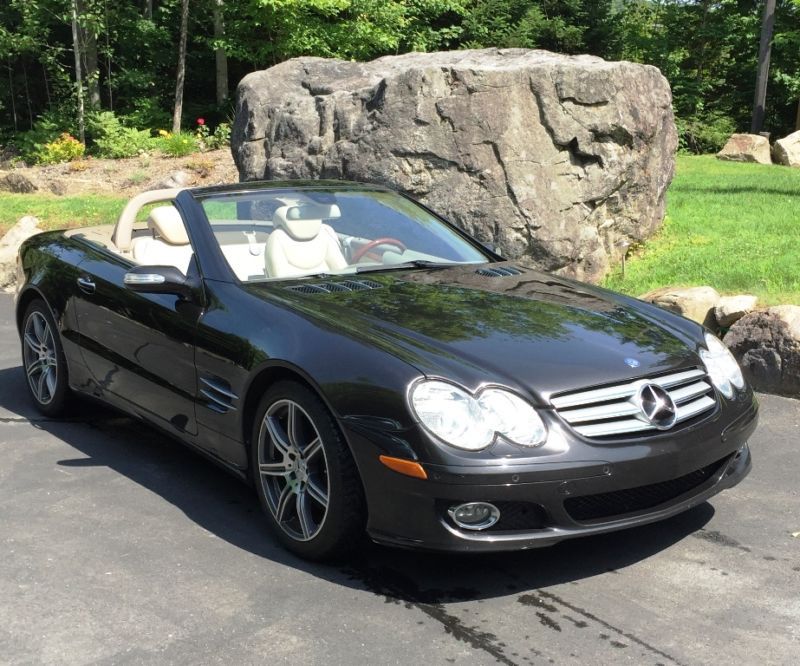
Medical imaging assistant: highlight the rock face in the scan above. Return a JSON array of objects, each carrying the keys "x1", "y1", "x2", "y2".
[
  {"x1": 0, "y1": 216, "x2": 42, "y2": 290},
  {"x1": 725, "y1": 305, "x2": 800, "y2": 397},
  {"x1": 639, "y1": 285, "x2": 720, "y2": 326},
  {"x1": 717, "y1": 133, "x2": 772, "y2": 164},
  {"x1": 233, "y1": 48, "x2": 678, "y2": 281},
  {"x1": 773, "y1": 130, "x2": 800, "y2": 167}
]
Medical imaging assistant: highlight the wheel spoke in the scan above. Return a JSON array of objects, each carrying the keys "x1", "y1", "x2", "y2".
[
  {"x1": 296, "y1": 493, "x2": 313, "y2": 539},
  {"x1": 303, "y1": 437, "x2": 322, "y2": 461},
  {"x1": 35, "y1": 369, "x2": 49, "y2": 402},
  {"x1": 306, "y1": 479, "x2": 328, "y2": 509},
  {"x1": 265, "y1": 415, "x2": 291, "y2": 455},
  {"x1": 44, "y1": 368, "x2": 56, "y2": 400},
  {"x1": 23, "y1": 332, "x2": 40, "y2": 354},
  {"x1": 274, "y1": 484, "x2": 294, "y2": 523},
  {"x1": 286, "y1": 403, "x2": 299, "y2": 448},
  {"x1": 259, "y1": 461, "x2": 290, "y2": 477},
  {"x1": 26, "y1": 357, "x2": 47, "y2": 378},
  {"x1": 32, "y1": 314, "x2": 45, "y2": 343}
]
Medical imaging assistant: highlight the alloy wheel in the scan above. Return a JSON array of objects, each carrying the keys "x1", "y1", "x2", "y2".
[
  {"x1": 23, "y1": 310, "x2": 58, "y2": 406},
  {"x1": 257, "y1": 399, "x2": 330, "y2": 541}
]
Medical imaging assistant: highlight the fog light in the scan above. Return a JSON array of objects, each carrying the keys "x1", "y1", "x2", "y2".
[{"x1": 448, "y1": 502, "x2": 500, "y2": 531}]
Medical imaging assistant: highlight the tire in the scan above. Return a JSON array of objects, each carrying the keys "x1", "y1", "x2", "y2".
[
  {"x1": 251, "y1": 380, "x2": 366, "y2": 561},
  {"x1": 21, "y1": 299, "x2": 70, "y2": 417}
]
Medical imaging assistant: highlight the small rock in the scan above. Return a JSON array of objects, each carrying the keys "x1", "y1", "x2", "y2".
[
  {"x1": 714, "y1": 294, "x2": 759, "y2": 328},
  {"x1": 725, "y1": 305, "x2": 800, "y2": 397},
  {"x1": 0, "y1": 172, "x2": 39, "y2": 193},
  {"x1": 150, "y1": 170, "x2": 189, "y2": 190},
  {"x1": 772, "y1": 130, "x2": 800, "y2": 167},
  {"x1": 717, "y1": 133, "x2": 772, "y2": 165},
  {"x1": 48, "y1": 179, "x2": 68, "y2": 196},
  {"x1": 0, "y1": 215, "x2": 42, "y2": 290},
  {"x1": 639, "y1": 285, "x2": 720, "y2": 326}
]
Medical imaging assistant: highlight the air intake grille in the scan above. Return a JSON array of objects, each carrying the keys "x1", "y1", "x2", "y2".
[
  {"x1": 475, "y1": 265, "x2": 523, "y2": 277},
  {"x1": 285, "y1": 279, "x2": 383, "y2": 295},
  {"x1": 551, "y1": 368, "x2": 717, "y2": 439},
  {"x1": 564, "y1": 456, "x2": 728, "y2": 522}
]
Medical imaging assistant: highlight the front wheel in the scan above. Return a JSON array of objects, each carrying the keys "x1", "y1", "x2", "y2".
[
  {"x1": 251, "y1": 381, "x2": 366, "y2": 560},
  {"x1": 21, "y1": 300, "x2": 70, "y2": 417}
]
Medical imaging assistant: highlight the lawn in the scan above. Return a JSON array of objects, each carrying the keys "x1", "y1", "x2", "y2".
[
  {"x1": 0, "y1": 194, "x2": 126, "y2": 238},
  {"x1": 603, "y1": 155, "x2": 800, "y2": 304}
]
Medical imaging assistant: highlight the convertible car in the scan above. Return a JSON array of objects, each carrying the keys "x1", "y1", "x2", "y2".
[{"x1": 14, "y1": 181, "x2": 758, "y2": 560}]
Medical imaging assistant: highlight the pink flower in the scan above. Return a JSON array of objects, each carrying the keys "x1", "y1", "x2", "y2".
[{"x1": 196, "y1": 118, "x2": 205, "y2": 126}]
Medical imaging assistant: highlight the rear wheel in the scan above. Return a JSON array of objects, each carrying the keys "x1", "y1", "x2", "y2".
[
  {"x1": 251, "y1": 381, "x2": 365, "y2": 560},
  {"x1": 21, "y1": 300, "x2": 69, "y2": 417}
]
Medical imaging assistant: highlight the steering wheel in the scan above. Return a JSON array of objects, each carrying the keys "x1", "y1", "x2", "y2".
[{"x1": 350, "y1": 237, "x2": 407, "y2": 263}]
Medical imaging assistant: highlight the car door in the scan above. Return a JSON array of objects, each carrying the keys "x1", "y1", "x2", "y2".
[{"x1": 73, "y1": 226, "x2": 202, "y2": 436}]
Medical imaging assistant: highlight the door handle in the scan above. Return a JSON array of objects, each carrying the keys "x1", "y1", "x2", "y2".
[{"x1": 77, "y1": 276, "x2": 96, "y2": 294}]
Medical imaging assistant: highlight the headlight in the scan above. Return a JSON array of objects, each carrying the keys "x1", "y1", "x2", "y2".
[
  {"x1": 410, "y1": 380, "x2": 546, "y2": 451},
  {"x1": 700, "y1": 332, "x2": 745, "y2": 398}
]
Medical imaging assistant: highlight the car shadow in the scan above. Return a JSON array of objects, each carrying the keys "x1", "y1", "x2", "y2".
[{"x1": 0, "y1": 364, "x2": 715, "y2": 605}]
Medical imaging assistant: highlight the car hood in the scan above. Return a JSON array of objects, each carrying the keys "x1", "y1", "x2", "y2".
[{"x1": 249, "y1": 264, "x2": 704, "y2": 403}]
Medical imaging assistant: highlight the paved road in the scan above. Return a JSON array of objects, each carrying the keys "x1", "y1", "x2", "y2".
[{"x1": 0, "y1": 293, "x2": 798, "y2": 665}]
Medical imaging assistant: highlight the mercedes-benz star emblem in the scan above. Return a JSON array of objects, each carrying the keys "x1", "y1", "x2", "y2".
[{"x1": 633, "y1": 383, "x2": 678, "y2": 430}]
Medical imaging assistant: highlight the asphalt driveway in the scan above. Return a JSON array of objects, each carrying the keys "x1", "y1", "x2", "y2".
[{"x1": 0, "y1": 293, "x2": 798, "y2": 665}]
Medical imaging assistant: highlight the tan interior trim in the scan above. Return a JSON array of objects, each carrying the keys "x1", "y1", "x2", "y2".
[{"x1": 112, "y1": 188, "x2": 184, "y2": 252}]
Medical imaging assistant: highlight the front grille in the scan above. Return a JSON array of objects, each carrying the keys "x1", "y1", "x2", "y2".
[
  {"x1": 475, "y1": 265, "x2": 524, "y2": 277},
  {"x1": 564, "y1": 456, "x2": 728, "y2": 522},
  {"x1": 285, "y1": 279, "x2": 383, "y2": 295},
  {"x1": 551, "y1": 367, "x2": 717, "y2": 439}
]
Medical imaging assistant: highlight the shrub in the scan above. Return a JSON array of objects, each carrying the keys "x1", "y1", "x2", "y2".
[
  {"x1": 34, "y1": 133, "x2": 85, "y2": 164},
  {"x1": 15, "y1": 113, "x2": 66, "y2": 164},
  {"x1": 88, "y1": 111, "x2": 155, "y2": 158},
  {"x1": 156, "y1": 131, "x2": 199, "y2": 157},
  {"x1": 676, "y1": 111, "x2": 737, "y2": 155},
  {"x1": 193, "y1": 118, "x2": 231, "y2": 151}
]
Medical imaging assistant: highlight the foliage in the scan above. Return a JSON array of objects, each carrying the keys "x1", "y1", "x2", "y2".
[
  {"x1": 603, "y1": 155, "x2": 800, "y2": 305},
  {"x1": 34, "y1": 133, "x2": 86, "y2": 164},
  {"x1": 87, "y1": 112, "x2": 155, "y2": 158},
  {"x1": 676, "y1": 110, "x2": 737, "y2": 154},
  {"x1": 155, "y1": 131, "x2": 200, "y2": 157}
]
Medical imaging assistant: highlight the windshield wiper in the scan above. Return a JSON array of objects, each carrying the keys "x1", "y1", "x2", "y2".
[{"x1": 355, "y1": 260, "x2": 459, "y2": 274}]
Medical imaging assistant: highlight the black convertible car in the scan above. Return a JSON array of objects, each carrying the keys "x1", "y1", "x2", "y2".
[{"x1": 15, "y1": 181, "x2": 757, "y2": 560}]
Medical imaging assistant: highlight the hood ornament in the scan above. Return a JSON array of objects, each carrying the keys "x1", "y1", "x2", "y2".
[
  {"x1": 624, "y1": 357, "x2": 640, "y2": 368},
  {"x1": 632, "y1": 383, "x2": 678, "y2": 430}
]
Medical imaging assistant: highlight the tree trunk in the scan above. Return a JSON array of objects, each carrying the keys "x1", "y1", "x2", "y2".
[
  {"x1": 172, "y1": 0, "x2": 190, "y2": 133},
  {"x1": 143, "y1": 0, "x2": 153, "y2": 20},
  {"x1": 213, "y1": 0, "x2": 228, "y2": 106},
  {"x1": 751, "y1": 0, "x2": 776, "y2": 134},
  {"x1": 71, "y1": 0, "x2": 86, "y2": 143},
  {"x1": 76, "y1": 0, "x2": 101, "y2": 109}
]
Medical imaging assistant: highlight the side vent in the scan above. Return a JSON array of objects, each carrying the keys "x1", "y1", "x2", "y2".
[
  {"x1": 200, "y1": 377, "x2": 239, "y2": 414},
  {"x1": 285, "y1": 279, "x2": 383, "y2": 295},
  {"x1": 475, "y1": 265, "x2": 524, "y2": 277}
]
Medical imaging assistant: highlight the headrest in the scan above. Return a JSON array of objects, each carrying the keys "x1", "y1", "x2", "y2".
[
  {"x1": 273, "y1": 204, "x2": 341, "y2": 242},
  {"x1": 148, "y1": 206, "x2": 189, "y2": 246}
]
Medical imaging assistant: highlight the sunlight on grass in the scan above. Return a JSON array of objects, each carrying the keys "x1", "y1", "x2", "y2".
[
  {"x1": 0, "y1": 194, "x2": 126, "y2": 238},
  {"x1": 604, "y1": 155, "x2": 800, "y2": 305}
]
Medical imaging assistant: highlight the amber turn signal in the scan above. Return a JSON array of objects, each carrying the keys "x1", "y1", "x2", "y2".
[{"x1": 379, "y1": 455, "x2": 427, "y2": 480}]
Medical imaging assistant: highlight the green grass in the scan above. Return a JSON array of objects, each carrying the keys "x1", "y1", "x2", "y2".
[
  {"x1": 0, "y1": 193, "x2": 126, "y2": 238},
  {"x1": 603, "y1": 155, "x2": 800, "y2": 305}
]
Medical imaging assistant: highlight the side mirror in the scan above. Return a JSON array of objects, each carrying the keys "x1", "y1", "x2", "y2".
[{"x1": 124, "y1": 265, "x2": 194, "y2": 298}]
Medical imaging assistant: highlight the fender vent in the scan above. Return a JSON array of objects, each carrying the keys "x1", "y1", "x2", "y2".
[
  {"x1": 285, "y1": 279, "x2": 383, "y2": 295},
  {"x1": 475, "y1": 265, "x2": 523, "y2": 277},
  {"x1": 200, "y1": 377, "x2": 239, "y2": 414}
]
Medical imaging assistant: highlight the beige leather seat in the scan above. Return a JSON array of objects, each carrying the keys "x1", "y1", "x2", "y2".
[
  {"x1": 264, "y1": 204, "x2": 347, "y2": 278},
  {"x1": 130, "y1": 206, "x2": 194, "y2": 274}
]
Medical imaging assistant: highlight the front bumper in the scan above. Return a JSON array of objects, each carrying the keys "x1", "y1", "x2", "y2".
[{"x1": 343, "y1": 393, "x2": 758, "y2": 553}]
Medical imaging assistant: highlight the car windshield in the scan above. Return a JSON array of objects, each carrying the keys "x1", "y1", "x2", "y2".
[{"x1": 197, "y1": 188, "x2": 490, "y2": 282}]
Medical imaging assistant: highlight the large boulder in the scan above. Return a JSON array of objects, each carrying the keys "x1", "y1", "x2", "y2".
[
  {"x1": 717, "y1": 133, "x2": 772, "y2": 165},
  {"x1": 233, "y1": 48, "x2": 678, "y2": 282},
  {"x1": 0, "y1": 172, "x2": 38, "y2": 194},
  {"x1": 725, "y1": 306, "x2": 800, "y2": 397},
  {"x1": 773, "y1": 130, "x2": 800, "y2": 167},
  {"x1": 714, "y1": 294, "x2": 759, "y2": 328},
  {"x1": 639, "y1": 285, "x2": 720, "y2": 326}
]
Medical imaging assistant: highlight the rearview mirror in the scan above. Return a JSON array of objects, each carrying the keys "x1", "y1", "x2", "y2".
[{"x1": 124, "y1": 265, "x2": 194, "y2": 298}]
